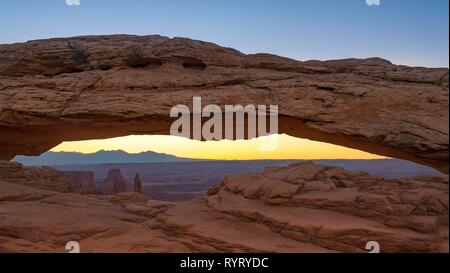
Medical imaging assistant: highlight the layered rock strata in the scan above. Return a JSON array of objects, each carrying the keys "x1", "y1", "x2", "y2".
[
  {"x1": 0, "y1": 35, "x2": 448, "y2": 173},
  {"x1": 0, "y1": 161, "x2": 447, "y2": 253}
]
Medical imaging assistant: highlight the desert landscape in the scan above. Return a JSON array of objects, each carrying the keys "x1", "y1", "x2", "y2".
[
  {"x1": 0, "y1": 34, "x2": 448, "y2": 253},
  {"x1": 0, "y1": 159, "x2": 448, "y2": 252},
  {"x1": 14, "y1": 150, "x2": 446, "y2": 201}
]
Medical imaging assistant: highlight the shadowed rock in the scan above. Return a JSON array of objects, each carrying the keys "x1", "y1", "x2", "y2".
[
  {"x1": 0, "y1": 35, "x2": 447, "y2": 173},
  {"x1": 62, "y1": 171, "x2": 96, "y2": 193},
  {"x1": 0, "y1": 160, "x2": 75, "y2": 193},
  {"x1": 0, "y1": 161, "x2": 447, "y2": 252},
  {"x1": 133, "y1": 173, "x2": 142, "y2": 193},
  {"x1": 164, "y1": 162, "x2": 449, "y2": 253},
  {"x1": 104, "y1": 169, "x2": 126, "y2": 195}
]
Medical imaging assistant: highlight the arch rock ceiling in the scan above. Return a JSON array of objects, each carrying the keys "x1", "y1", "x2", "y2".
[{"x1": 0, "y1": 35, "x2": 448, "y2": 173}]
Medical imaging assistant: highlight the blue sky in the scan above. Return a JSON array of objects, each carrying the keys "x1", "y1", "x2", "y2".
[{"x1": 0, "y1": 0, "x2": 448, "y2": 67}]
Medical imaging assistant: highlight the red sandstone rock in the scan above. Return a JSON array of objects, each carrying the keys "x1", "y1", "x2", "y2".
[
  {"x1": 104, "y1": 169, "x2": 126, "y2": 195},
  {"x1": 0, "y1": 160, "x2": 75, "y2": 193},
  {"x1": 0, "y1": 35, "x2": 448, "y2": 253},
  {"x1": 0, "y1": 161, "x2": 447, "y2": 253},
  {"x1": 62, "y1": 171, "x2": 96, "y2": 193},
  {"x1": 0, "y1": 35, "x2": 447, "y2": 173},
  {"x1": 165, "y1": 162, "x2": 449, "y2": 253},
  {"x1": 133, "y1": 173, "x2": 142, "y2": 193}
]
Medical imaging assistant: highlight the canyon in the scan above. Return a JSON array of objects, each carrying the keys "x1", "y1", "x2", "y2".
[
  {"x1": 0, "y1": 35, "x2": 448, "y2": 252},
  {"x1": 0, "y1": 160, "x2": 447, "y2": 252}
]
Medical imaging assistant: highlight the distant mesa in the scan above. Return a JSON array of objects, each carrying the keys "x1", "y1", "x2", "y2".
[
  {"x1": 62, "y1": 171, "x2": 97, "y2": 194},
  {"x1": 105, "y1": 168, "x2": 127, "y2": 195},
  {"x1": 134, "y1": 173, "x2": 143, "y2": 193}
]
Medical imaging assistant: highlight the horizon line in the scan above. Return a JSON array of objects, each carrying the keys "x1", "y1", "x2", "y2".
[{"x1": 15, "y1": 149, "x2": 391, "y2": 162}]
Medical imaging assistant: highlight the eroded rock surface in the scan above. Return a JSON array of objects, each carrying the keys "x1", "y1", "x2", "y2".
[
  {"x1": 104, "y1": 169, "x2": 127, "y2": 195},
  {"x1": 0, "y1": 35, "x2": 448, "y2": 172},
  {"x1": 62, "y1": 171, "x2": 97, "y2": 193},
  {"x1": 192, "y1": 162, "x2": 449, "y2": 252},
  {"x1": 0, "y1": 161, "x2": 447, "y2": 253},
  {"x1": 0, "y1": 160, "x2": 75, "y2": 193},
  {"x1": 133, "y1": 173, "x2": 142, "y2": 193}
]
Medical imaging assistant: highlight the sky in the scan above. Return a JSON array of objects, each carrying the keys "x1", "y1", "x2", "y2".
[
  {"x1": 1, "y1": 0, "x2": 447, "y2": 160},
  {"x1": 50, "y1": 134, "x2": 385, "y2": 160},
  {"x1": 0, "y1": 0, "x2": 448, "y2": 67}
]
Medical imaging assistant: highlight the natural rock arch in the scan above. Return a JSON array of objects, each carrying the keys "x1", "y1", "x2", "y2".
[{"x1": 0, "y1": 35, "x2": 448, "y2": 173}]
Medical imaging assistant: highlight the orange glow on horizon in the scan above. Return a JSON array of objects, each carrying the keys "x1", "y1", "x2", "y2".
[{"x1": 50, "y1": 134, "x2": 386, "y2": 160}]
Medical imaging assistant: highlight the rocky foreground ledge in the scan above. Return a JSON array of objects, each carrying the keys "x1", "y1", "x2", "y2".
[{"x1": 0, "y1": 160, "x2": 447, "y2": 253}]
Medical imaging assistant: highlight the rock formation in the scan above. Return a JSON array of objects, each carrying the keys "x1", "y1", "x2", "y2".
[
  {"x1": 0, "y1": 160, "x2": 75, "y2": 193},
  {"x1": 133, "y1": 173, "x2": 142, "y2": 193},
  {"x1": 62, "y1": 171, "x2": 97, "y2": 194},
  {"x1": 0, "y1": 35, "x2": 448, "y2": 253},
  {"x1": 104, "y1": 169, "x2": 126, "y2": 195},
  {"x1": 0, "y1": 161, "x2": 447, "y2": 253},
  {"x1": 0, "y1": 35, "x2": 447, "y2": 173},
  {"x1": 191, "y1": 162, "x2": 449, "y2": 252}
]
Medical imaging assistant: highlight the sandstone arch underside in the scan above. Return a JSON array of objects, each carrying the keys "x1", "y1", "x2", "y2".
[{"x1": 0, "y1": 35, "x2": 448, "y2": 173}]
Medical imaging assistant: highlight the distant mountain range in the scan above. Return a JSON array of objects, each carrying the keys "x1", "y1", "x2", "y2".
[
  {"x1": 12, "y1": 150, "x2": 445, "y2": 180},
  {"x1": 13, "y1": 150, "x2": 200, "y2": 166}
]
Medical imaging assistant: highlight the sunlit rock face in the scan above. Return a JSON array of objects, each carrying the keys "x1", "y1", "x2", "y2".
[
  {"x1": 0, "y1": 161, "x2": 447, "y2": 253},
  {"x1": 0, "y1": 35, "x2": 448, "y2": 173},
  {"x1": 199, "y1": 162, "x2": 449, "y2": 252}
]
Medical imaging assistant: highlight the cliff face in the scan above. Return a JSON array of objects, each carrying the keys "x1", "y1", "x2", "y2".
[
  {"x1": 0, "y1": 161, "x2": 447, "y2": 253},
  {"x1": 0, "y1": 160, "x2": 75, "y2": 193},
  {"x1": 0, "y1": 35, "x2": 448, "y2": 173},
  {"x1": 104, "y1": 169, "x2": 127, "y2": 195},
  {"x1": 195, "y1": 162, "x2": 448, "y2": 252},
  {"x1": 62, "y1": 171, "x2": 97, "y2": 194},
  {"x1": 133, "y1": 173, "x2": 142, "y2": 193}
]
